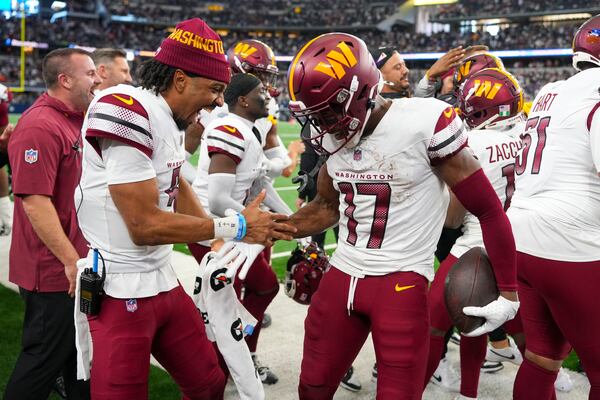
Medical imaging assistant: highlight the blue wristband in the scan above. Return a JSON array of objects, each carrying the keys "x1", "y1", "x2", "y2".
[{"x1": 235, "y1": 213, "x2": 247, "y2": 241}]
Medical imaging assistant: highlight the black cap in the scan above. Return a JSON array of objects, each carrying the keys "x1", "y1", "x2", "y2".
[{"x1": 370, "y1": 46, "x2": 399, "y2": 69}]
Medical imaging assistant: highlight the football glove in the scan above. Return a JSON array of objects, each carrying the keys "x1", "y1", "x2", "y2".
[{"x1": 462, "y1": 295, "x2": 520, "y2": 337}]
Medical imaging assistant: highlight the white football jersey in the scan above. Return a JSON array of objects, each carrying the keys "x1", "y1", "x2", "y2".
[
  {"x1": 451, "y1": 123, "x2": 524, "y2": 258},
  {"x1": 77, "y1": 84, "x2": 185, "y2": 296},
  {"x1": 328, "y1": 98, "x2": 468, "y2": 280},
  {"x1": 193, "y1": 113, "x2": 263, "y2": 216},
  {"x1": 199, "y1": 98, "x2": 278, "y2": 145},
  {"x1": 508, "y1": 68, "x2": 600, "y2": 261}
]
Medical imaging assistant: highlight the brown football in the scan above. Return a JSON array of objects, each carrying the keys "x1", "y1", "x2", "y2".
[{"x1": 444, "y1": 247, "x2": 499, "y2": 334}]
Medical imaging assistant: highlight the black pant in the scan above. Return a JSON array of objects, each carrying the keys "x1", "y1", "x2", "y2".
[{"x1": 4, "y1": 288, "x2": 90, "y2": 400}]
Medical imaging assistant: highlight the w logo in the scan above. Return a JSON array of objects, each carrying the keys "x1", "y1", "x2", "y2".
[
  {"x1": 472, "y1": 80, "x2": 503, "y2": 100},
  {"x1": 314, "y1": 41, "x2": 357, "y2": 80},
  {"x1": 456, "y1": 61, "x2": 472, "y2": 83},
  {"x1": 234, "y1": 42, "x2": 257, "y2": 59}
]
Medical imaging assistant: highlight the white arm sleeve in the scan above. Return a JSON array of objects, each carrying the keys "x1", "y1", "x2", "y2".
[
  {"x1": 262, "y1": 180, "x2": 293, "y2": 215},
  {"x1": 208, "y1": 173, "x2": 244, "y2": 216},
  {"x1": 589, "y1": 106, "x2": 600, "y2": 173},
  {"x1": 101, "y1": 139, "x2": 156, "y2": 185},
  {"x1": 413, "y1": 75, "x2": 437, "y2": 98}
]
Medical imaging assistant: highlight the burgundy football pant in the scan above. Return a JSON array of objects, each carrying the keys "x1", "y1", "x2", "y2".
[
  {"x1": 299, "y1": 266, "x2": 429, "y2": 400},
  {"x1": 88, "y1": 285, "x2": 225, "y2": 400},
  {"x1": 514, "y1": 252, "x2": 600, "y2": 400},
  {"x1": 188, "y1": 243, "x2": 278, "y2": 354},
  {"x1": 426, "y1": 254, "x2": 523, "y2": 398}
]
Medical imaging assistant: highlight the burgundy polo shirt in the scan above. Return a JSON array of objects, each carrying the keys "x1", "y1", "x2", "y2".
[{"x1": 8, "y1": 93, "x2": 88, "y2": 292}]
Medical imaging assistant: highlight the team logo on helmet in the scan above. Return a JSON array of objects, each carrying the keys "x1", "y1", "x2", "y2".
[
  {"x1": 458, "y1": 68, "x2": 523, "y2": 130},
  {"x1": 287, "y1": 33, "x2": 380, "y2": 155},
  {"x1": 233, "y1": 42, "x2": 258, "y2": 59},
  {"x1": 572, "y1": 15, "x2": 600, "y2": 71},
  {"x1": 314, "y1": 41, "x2": 358, "y2": 80},
  {"x1": 454, "y1": 52, "x2": 505, "y2": 90}
]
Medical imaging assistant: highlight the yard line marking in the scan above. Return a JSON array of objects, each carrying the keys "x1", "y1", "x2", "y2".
[{"x1": 275, "y1": 185, "x2": 298, "y2": 192}]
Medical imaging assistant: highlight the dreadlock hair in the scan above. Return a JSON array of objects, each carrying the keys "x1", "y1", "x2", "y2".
[{"x1": 137, "y1": 59, "x2": 177, "y2": 95}]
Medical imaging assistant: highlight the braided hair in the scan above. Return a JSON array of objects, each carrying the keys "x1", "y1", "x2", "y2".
[{"x1": 137, "y1": 59, "x2": 177, "y2": 95}]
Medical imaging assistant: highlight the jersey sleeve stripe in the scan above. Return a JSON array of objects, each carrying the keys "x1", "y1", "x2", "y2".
[
  {"x1": 98, "y1": 93, "x2": 149, "y2": 118},
  {"x1": 587, "y1": 101, "x2": 600, "y2": 132},
  {"x1": 91, "y1": 101, "x2": 151, "y2": 134},
  {"x1": 429, "y1": 124, "x2": 465, "y2": 152},
  {"x1": 207, "y1": 146, "x2": 242, "y2": 164},
  {"x1": 87, "y1": 115, "x2": 154, "y2": 157},
  {"x1": 214, "y1": 125, "x2": 244, "y2": 140},
  {"x1": 206, "y1": 135, "x2": 245, "y2": 152},
  {"x1": 86, "y1": 129, "x2": 153, "y2": 159},
  {"x1": 89, "y1": 112, "x2": 152, "y2": 139}
]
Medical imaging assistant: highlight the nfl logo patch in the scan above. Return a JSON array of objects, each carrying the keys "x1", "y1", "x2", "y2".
[
  {"x1": 24, "y1": 149, "x2": 38, "y2": 164},
  {"x1": 353, "y1": 149, "x2": 362, "y2": 161},
  {"x1": 126, "y1": 299, "x2": 138, "y2": 313},
  {"x1": 499, "y1": 105, "x2": 511, "y2": 117}
]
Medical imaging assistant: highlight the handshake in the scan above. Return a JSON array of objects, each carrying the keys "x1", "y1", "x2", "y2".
[{"x1": 231, "y1": 189, "x2": 296, "y2": 247}]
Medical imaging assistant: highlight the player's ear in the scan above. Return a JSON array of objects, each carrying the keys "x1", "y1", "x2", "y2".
[
  {"x1": 173, "y1": 69, "x2": 187, "y2": 93},
  {"x1": 238, "y1": 95, "x2": 248, "y2": 108}
]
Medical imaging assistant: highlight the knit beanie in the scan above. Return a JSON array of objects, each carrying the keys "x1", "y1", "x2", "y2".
[{"x1": 154, "y1": 18, "x2": 231, "y2": 83}]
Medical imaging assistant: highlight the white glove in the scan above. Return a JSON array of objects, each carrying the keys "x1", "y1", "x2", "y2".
[
  {"x1": 462, "y1": 295, "x2": 520, "y2": 337},
  {"x1": 215, "y1": 241, "x2": 265, "y2": 280},
  {"x1": 0, "y1": 196, "x2": 13, "y2": 236}
]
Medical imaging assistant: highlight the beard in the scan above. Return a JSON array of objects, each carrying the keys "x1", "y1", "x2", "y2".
[{"x1": 173, "y1": 115, "x2": 189, "y2": 131}]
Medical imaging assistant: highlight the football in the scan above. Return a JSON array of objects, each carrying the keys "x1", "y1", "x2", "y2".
[{"x1": 444, "y1": 247, "x2": 499, "y2": 334}]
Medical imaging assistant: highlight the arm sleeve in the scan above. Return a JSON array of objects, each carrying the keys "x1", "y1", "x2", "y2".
[
  {"x1": 100, "y1": 139, "x2": 156, "y2": 185},
  {"x1": 207, "y1": 173, "x2": 244, "y2": 216},
  {"x1": 205, "y1": 125, "x2": 246, "y2": 165},
  {"x1": 427, "y1": 105, "x2": 468, "y2": 165},
  {"x1": 85, "y1": 93, "x2": 154, "y2": 158},
  {"x1": 451, "y1": 168, "x2": 517, "y2": 291},
  {"x1": 262, "y1": 180, "x2": 293, "y2": 215},
  {"x1": 9, "y1": 126, "x2": 62, "y2": 197},
  {"x1": 413, "y1": 75, "x2": 437, "y2": 98},
  {"x1": 588, "y1": 102, "x2": 600, "y2": 173}
]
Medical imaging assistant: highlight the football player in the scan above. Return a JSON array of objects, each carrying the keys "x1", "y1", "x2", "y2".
[
  {"x1": 75, "y1": 19, "x2": 294, "y2": 399},
  {"x1": 188, "y1": 73, "x2": 280, "y2": 385},
  {"x1": 285, "y1": 32, "x2": 519, "y2": 399},
  {"x1": 425, "y1": 67, "x2": 526, "y2": 400},
  {"x1": 510, "y1": 15, "x2": 600, "y2": 399}
]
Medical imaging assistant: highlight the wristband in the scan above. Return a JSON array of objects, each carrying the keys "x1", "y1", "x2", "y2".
[
  {"x1": 213, "y1": 215, "x2": 239, "y2": 239},
  {"x1": 235, "y1": 213, "x2": 247, "y2": 241}
]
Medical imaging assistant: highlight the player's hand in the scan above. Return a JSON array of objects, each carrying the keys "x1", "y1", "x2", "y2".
[
  {"x1": 65, "y1": 263, "x2": 78, "y2": 297},
  {"x1": 462, "y1": 294, "x2": 520, "y2": 337},
  {"x1": 0, "y1": 123, "x2": 14, "y2": 152},
  {"x1": 0, "y1": 196, "x2": 13, "y2": 236},
  {"x1": 427, "y1": 46, "x2": 466, "y2": 81},
  {"x1": 242, "y1": 190, "x2": 296, "y2": 246},
  {"x1": 288, "y1": 140, "x2": 306, "y2": 155}
]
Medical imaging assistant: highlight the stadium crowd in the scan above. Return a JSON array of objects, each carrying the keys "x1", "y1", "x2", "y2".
[{"x1": 433, "y1": 0, "x2": 597, "y2": 20}]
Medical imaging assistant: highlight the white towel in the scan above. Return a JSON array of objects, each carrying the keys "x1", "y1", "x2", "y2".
[
  {"x1": 192, "y1": 251, "x2": 264, "y2": 400},
  {"x1": 74, "y1": 259, "x2": 93, "y2": 380}
]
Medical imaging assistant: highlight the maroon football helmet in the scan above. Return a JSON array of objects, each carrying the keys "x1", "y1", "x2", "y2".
[
  {"x1": 454, "y1": 52, "x2": 505, "y2": 90},
  {"x1": 227, "y1": 39, "x2": 279, "y2": 87},
  {"x1": 284, "y1": 242, "x2": 330, "y2": 305},
  {"x1": 572, "y1": 14, "x2": 600, "y2": 71},
  {"x1": 457, "y1": 68, "x2": 524, "y2": 130},
  {"x1": 287, "y1": 33, "x2": 381, "y2": 155}
]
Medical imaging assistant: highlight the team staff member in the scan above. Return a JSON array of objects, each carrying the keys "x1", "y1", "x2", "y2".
[
  {"x1": 4, "y1": 48, "x2": 100, "y2": 400},
  {"x1": 77, "y1": 18, "x2": 294, "y2": 399},
  {"x1": 0, "y1": 81, "x2": 13, "y2": 235},
  {"x1": 92, "y1": 48, "x2": 133, "y2": 91}
]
